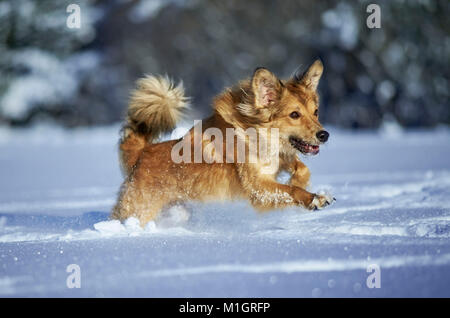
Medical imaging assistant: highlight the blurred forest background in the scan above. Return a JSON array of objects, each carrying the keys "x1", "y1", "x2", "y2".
[{"x1": 0, "y1": 0, "x2": 448, "y2": 129}]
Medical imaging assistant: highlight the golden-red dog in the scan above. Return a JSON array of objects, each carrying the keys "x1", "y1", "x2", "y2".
[{"x1": 112, "y1": 60, "x2": 333, "y2": 226}]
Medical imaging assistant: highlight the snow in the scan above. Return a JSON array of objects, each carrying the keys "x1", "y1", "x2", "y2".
[
  {"x1": 0, "y1": 124, "x2": 450, "y2": 297},
  {"x1": 0, "y1": 50, "x2": 100, "y2": 120},
  {"x1": 127, "y1": 0, "x2": 192, "y2": 23},
  {"x1": 128, "y1": 0, "x2": 166, "y2": 22},
  {"x1": 321, "y1": 3, "x2": 359, "y2": 50}
]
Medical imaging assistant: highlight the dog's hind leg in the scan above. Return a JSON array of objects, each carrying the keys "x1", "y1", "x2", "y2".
[{"x1": 111, "y1": 180, "x2": 167, "y2": 227}]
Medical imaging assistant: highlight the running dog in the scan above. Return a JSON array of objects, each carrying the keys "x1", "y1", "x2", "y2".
[{"x1": 112, "y1": 59, "x2": 334, "y2": 226}]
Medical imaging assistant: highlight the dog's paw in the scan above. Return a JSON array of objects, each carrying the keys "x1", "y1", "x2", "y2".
[{"x1": 308, "y1": 193, "x2": 335, "y2": 211}]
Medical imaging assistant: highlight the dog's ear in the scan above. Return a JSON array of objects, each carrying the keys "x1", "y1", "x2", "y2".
[
  {"x1": 293, "y1": 59, "x2": 323, "y2": 91},
  {"x1": 251, "y1": 67, "x2": 283, "y2": 108}
]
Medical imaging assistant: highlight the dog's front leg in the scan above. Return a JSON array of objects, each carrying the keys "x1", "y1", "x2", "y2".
[
  {"x1": 288, "y1": 158, "x2": 311, "y2": 190},
  {"x1": 247, "y1": 178, "x2": 331, "y2": 211}
]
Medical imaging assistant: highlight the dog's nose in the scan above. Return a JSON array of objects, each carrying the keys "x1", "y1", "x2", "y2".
[{"x1": 316, "y1": 130, "x2": 329, "y2": 143}]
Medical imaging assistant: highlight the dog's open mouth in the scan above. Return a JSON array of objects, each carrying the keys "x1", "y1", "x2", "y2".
[{"x1": 289, "y1": 137, "x2": 320, "y2": 155}]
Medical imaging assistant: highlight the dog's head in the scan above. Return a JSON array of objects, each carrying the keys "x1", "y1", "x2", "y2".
[{"x1": 245, "y1": 59, "x2": 328, "y2": 156}]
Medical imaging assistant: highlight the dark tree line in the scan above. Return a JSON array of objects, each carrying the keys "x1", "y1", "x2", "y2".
[{"x1": 0, "y1": 0, "x2": 448, "y2": 128}]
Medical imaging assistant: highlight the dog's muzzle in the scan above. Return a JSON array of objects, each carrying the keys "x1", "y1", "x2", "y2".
[{"x1": 289, "y1": 137, "x2": 320, "y2": 155}]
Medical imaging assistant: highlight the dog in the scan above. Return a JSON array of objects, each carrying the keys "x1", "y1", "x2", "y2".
[{"x1": 111, "y1": 59, "x2": 333, "y2": 226}]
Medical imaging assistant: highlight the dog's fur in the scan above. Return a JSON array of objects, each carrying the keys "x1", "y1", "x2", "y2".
[{"x1": 111, "y1": 60, "x2": 333, "y2": 226}]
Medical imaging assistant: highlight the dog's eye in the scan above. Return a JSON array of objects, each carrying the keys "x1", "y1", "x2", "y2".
[
  {"x1": 290, "y1": 111, "x2": 300, "y2": 119},
  {"x1": 314, "y1": 109, "x2": 318, "y2": 117}
]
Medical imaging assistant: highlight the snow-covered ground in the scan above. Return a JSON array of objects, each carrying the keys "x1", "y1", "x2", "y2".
[{"x1": 0, "y1": 123, "x2": 449, "y2": 297}]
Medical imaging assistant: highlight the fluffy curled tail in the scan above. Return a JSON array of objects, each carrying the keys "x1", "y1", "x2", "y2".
[{"x1": 119, "y1": 75, "x2": 189, "y2": 175}]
